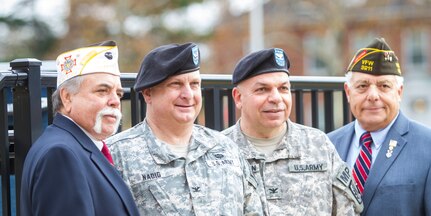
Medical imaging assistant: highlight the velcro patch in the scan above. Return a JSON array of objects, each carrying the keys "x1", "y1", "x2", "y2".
[
  {"x1": 266, "y1": 185, "x2": 282, "y2": 200},
  {"x1": 349, "y1": 180, "x2": 362, "y2": 205},
  {"x1": 336, "y1": 165, "x2": 351, "y2": 187},
  {"x1": 335, "y1": 165, "x2": 363, "y2": 213},
  {"x1": 206, "y1": 152, "x2": 238, "y2": 167},
  {"x1": 288, "y1": 163, "x2": 327, "y2": 172},
  {"x1": 251, "y1": 164, "x2": 260, "y2": 173},
  {"x1": 206, "y1": 159, "x2": 235, "y2": 167}
]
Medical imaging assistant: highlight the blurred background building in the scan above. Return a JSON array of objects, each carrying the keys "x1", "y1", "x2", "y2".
[{"x1": 1, "y1": 0, "x2": 431, "y2": 127}]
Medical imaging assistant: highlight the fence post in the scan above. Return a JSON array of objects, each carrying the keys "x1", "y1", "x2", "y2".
[
  {"x1": 324, "y1": 90, "x2": 335, "y2": 133},
  {"x1": 0, "y1": 87, "x2": 11, "y2": 216},
  {"x1": 10, "y1": 58, "x2": 43, "y2": 216},
  {"x1": 203, "y1": 88, "x2": 223, "y2": 131}
]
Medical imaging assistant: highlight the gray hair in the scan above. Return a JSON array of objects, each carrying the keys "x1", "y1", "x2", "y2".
[
  {"x1": 345, "y1": 71, "x2": 404, "y2": 88},
  {"x1": 52, "y1": 76, "x2": 85, "y2": 113}
]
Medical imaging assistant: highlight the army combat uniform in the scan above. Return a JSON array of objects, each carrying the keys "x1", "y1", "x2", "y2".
[
  {"x1": 222, "y1": 120, "x2": 363, "y2": 216},
  {"x1": 107, "y1": 119, "x2": 264, "y2": 216}
]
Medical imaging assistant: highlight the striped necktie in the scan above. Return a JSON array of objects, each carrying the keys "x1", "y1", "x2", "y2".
[
  {"x1": 352, "y1": 131, "x2": 373, "y2": 194},
  {"x1": 101, "y1": 141, "x2": 114, "y2": 165}
]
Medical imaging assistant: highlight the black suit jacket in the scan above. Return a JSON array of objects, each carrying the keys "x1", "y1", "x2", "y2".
[{"x1": 20, "y1": 114, "x2": 139, "y2": 216}]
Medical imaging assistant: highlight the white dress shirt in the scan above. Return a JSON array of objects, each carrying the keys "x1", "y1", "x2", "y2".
[{"x1": 346, "y1": 112, "x2": 399, "y2": 169}]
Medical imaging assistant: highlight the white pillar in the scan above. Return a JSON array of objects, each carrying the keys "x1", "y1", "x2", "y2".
[{"x1": 250, "y1": 0, "x2": 264, "y2": 52}]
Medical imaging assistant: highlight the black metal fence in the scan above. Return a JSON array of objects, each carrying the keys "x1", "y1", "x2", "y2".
[{"x1": 0, "y1": 59, "x2": 352, "y2": 216}]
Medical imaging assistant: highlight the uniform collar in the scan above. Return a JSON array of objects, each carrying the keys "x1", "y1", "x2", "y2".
[
  {"x1": 235, "y1": 120, "x2": 301, "y2": 161},
  {"x1": 143, "y1": 119, "x2": 216, "y2": 164}
]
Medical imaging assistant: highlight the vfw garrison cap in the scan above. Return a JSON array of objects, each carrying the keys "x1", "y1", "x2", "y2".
[
  {"x1": 232, "y1": 48, "x2": 290, "y2": 85},
  {"x1": 56, "y1": 40, "x2": 120, "y2": 87},
  {"x1": 347, "y1": 38, "x2": 401, "y2": 76},
  {"x1": 134, "y1": 42, "x2": 200, "y2": 92}
]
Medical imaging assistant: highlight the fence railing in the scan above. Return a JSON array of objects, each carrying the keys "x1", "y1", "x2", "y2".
[{"x1": 0, "y1": 59, "x2": 352, "y2": 216}]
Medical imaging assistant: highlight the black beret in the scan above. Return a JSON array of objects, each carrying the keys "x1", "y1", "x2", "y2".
[
  {"x1": 232, "y1": 48, "x2": 290, "y2": 85},
  {"x1": 134, "y1": 42, "x2": 200, "y2": 91},
  {"x1": 347, "y1": 38, "x2": 401, "y2": 76}
]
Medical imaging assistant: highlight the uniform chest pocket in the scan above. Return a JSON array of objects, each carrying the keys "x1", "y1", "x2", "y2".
[
  {"x1": 129, "y1": 170, "x2": 183, "y2": 215},
  {"x1": 147, "y1": 181, "x2": 181, "y2": 215},
  {"x1": 190, "y1": 153, "x2": 244, "y2": 214},
  {"x1": 204, "y1": 151, "x2": 243, "y2": 177},
  {"x1": 286, "y1": 163, "x2": 330, "y2": 199}
]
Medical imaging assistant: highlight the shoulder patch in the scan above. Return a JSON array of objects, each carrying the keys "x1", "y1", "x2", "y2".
[
  {"x1": 334, "y1": 165, "x2": 363, "y2": 213},
  {"x1": 336, "y1": 165, "x2": 351, "y2": 187}
]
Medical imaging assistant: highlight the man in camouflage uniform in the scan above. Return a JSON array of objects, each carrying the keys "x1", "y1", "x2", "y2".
[
  {"x1": 106, "y1": 43, "x2": 264, "y2": 215},
  {"x1": 222, "y1": 48, "x2": 363, "y2": 215}
]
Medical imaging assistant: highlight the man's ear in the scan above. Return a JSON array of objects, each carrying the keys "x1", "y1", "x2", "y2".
[
  {"x1": 232, "y1": 87, "x2": 242, "y2": 109},
  {"x1": 344, "y1": 83, "x2": 351, "y2": 103},
  {"x1": 60, "y1": 88, "x2": 73, "y2": 113},
  {"x1": 142, "y1": 88, "x2": 152, "y2": 104},
  {"x1": 397, "y1": 84, "x2": 404, "y2": 102}
]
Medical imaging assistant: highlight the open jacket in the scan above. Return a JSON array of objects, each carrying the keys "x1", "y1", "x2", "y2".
[
  {"x1": 328, "y1": 112, "x2": 431, "y2": 216},
  {"x1": 20, "y1": 114, "x2": 139, "y2": 216}
]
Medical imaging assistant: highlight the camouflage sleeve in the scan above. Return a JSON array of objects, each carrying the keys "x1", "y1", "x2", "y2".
[
  {"x1": 328, "y1": 138, "x2": 363, "y2": 216},
  {"x1": 240, "y1": 155, "x2": 265, "y2": 216},
  {"x1": 109, "y1": 141, "x2": 135, "y2": 198},
  {"x1": 333, "y1": 164, "x2": 363, "y2": 215}
]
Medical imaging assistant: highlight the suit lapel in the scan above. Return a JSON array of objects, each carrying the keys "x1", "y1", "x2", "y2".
[
  {"x1": 361, "y1": 113, "x2": 409, "y2": 213},
  {"x1": 53, "y1": 114, "x2": 135, "y2": 215},
  {"x1": 334, "y1": 122, "x2": 355, "y2": 161},
  {"x1": 90, "y1": 151, "x2": 136, "y2": 215}
]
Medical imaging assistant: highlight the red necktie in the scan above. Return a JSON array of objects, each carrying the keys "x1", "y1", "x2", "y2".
[
  {"x1": 352, "y1": 132, "x2": 373, "y2": 194},
  {"x1": 101, "y1": 141, "x2": 114, "y2": 165}
]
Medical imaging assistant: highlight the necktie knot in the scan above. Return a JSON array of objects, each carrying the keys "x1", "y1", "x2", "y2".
[
  {"x1": 360, "y1": 131, "x2": 373, "y2": 149},
  {"x1": 101, "y1": 141, "x2": 114, "y2": 165}
]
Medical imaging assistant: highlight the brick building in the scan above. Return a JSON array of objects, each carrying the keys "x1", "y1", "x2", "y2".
[{"x1": 206, "y1": 0, "x2": 431, "y2": 126}]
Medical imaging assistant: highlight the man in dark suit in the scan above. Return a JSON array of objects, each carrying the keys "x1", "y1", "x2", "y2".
[
  {"x1": 328, "y1": 38, "x2": 431, "y2": 216},
  {"x1": 20, "y1": 41, "x2": 139, "y2": 216}
]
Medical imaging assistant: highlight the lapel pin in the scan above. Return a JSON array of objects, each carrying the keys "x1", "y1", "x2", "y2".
[
  {"x1": 385, "y1": 152, "x2": 392, "y2": 158},
  {"x1": 386, "y1": 140, "x2": 397, "y2": 158},
  {"x1": 389, "y1": 140, "x2": 397, "y2": 148}
]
